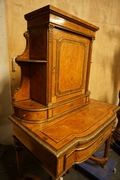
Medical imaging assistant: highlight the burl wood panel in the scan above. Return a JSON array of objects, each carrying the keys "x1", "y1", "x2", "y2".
[{"x1": 53, "y1": 29, "x2": 90, "y2": 100}]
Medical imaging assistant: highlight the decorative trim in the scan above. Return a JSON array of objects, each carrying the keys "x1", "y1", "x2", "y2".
[
  {"x1": 56, "y1": 37, "x2": 86, "y2": 97},
  {"x1": 9, "y1": 113, "x2": 117, "y2": 158}
]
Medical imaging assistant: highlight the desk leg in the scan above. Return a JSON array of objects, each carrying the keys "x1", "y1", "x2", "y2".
[
  {"x1": 89, "y1": 134, "x2": 112, "y2": 167},
  {"x1": 14, "y1": 139, "x2": 24, "y2": 180},
  {"x1": 104, "y1": 135, "x2": 112, "y2": 159}
]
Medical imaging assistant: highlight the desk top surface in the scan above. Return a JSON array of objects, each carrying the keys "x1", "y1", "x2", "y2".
[{"x1": 9, "y1": 99, "x2": 119, "y2": 157}]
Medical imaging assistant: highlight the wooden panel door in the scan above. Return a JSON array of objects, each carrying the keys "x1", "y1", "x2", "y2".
[{"x1": 51, "y1": 28, "x2": 91, "y2": 104}]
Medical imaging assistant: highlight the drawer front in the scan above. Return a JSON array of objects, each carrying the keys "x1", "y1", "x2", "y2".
[
  {"x1": 53, "y1": 96, "x2": 88, "y2": 116},
  {"x1": 65, "y1": 126, "x2": 112, "y2": 169},
  {"x1": 13, "y1": 106, "x2": 47, "y2": 122}
]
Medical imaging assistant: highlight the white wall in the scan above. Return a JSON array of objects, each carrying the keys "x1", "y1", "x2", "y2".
[{"x1": 0, "y1": 0, "x2": 12, "y2": 144}]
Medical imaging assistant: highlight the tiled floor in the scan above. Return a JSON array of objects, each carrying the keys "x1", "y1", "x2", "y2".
[{"x1": 0, "y1": 143, "x2": 120, "y2": 180}]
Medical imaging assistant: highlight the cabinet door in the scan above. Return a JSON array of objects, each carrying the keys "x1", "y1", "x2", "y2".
[{"x1": 51, "y1": 28, "x2": 91, "y2": 103}]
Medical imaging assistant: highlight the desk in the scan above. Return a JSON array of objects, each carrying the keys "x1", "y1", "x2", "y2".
[
  {"x1": 9, "y1": 99, "x2": 119, "y2": 180},
  {"x1": 9, "y1": 5, "x2": 119, "y2": 180}
]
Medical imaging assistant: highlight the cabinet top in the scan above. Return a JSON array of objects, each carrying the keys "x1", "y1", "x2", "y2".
[{"x1": 25, "y1": 5, "x2": 99, "y2": 32}]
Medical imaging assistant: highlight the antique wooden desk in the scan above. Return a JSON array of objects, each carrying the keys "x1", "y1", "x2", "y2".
[{"x1": 9, "y1": 5, "x2": 119, "y2": 180}]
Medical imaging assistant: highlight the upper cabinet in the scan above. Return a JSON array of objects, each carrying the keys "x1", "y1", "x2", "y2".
[{"x1": 12, "y1": 5, "x2": 99, "y2": 123}]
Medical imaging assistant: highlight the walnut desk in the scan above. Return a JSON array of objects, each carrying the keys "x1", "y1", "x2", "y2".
[{"x1": 9, "y1": 5, "x2": 119, "y2": 180}]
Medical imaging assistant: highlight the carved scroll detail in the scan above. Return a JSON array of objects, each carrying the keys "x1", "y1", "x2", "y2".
[{"x1": 16, "y1": 31, "x2": 30, "y2": 60}]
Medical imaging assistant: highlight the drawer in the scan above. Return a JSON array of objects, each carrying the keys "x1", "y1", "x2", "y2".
[
  {"x1": 65, "y1": 126, "x2": 112, "y2": 169},
  {"x1": 53, "y1": 96, "x2": 88, "y2": 116},
  {"x1": 13, "y1": 106, "x2": 47, "y2": 123}
]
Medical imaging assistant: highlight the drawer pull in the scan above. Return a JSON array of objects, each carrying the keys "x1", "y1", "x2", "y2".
[{"x1": 23, "y1": 114, "x2": 26, "y2": 118}]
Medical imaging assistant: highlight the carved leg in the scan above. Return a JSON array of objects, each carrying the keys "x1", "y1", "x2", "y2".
[
  {"x1": 14, "y1": 139, "x2": 24, "y2": 180},
  {"x1": 89, "y1": 135, "x2": 112, "y2": 167}
]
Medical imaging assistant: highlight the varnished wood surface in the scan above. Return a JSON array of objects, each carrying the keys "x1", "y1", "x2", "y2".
[
  {"x1": 13, "y1": 5, "x2": 99, "y2": 109},
  {"x1": 9, "y1": 5, "x2": 119, "y2": 180},
  {"x1": 10, "y1": 99, "x2": 119, "y2": 153},
  {"x1": 9, "y1": 99, "x2": 119, "y2": 179},
  {"x1": 25, "y1": 5, "x2": 99, "y2": 33}
]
